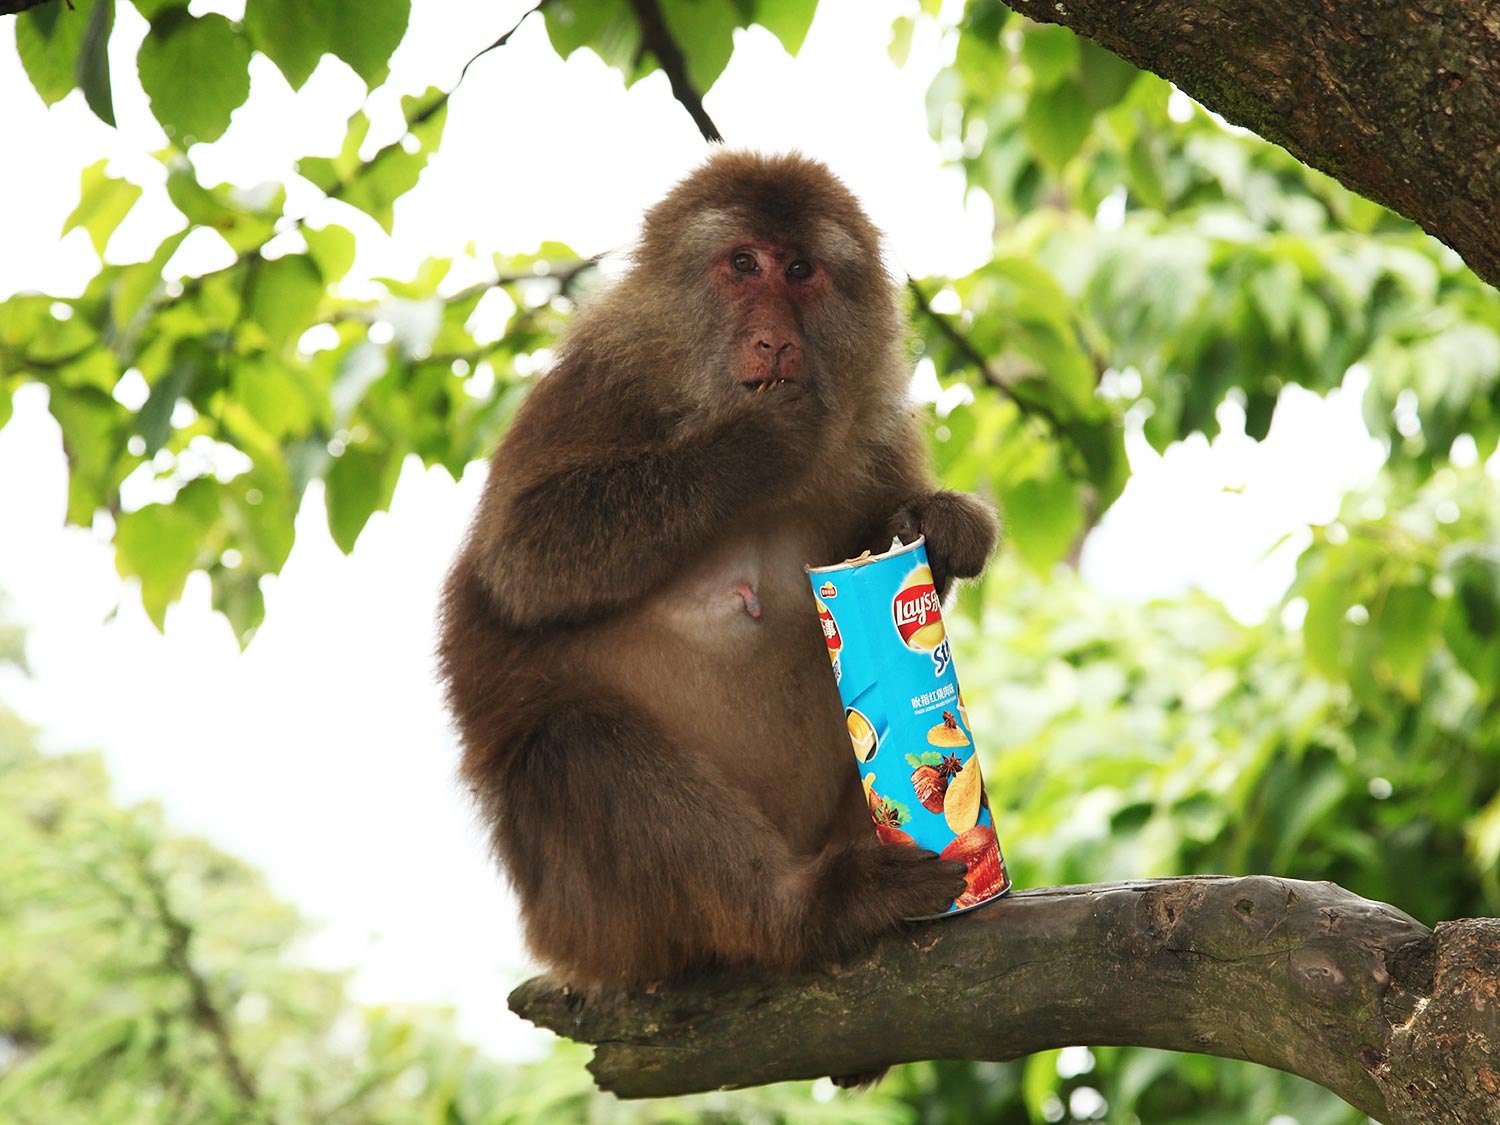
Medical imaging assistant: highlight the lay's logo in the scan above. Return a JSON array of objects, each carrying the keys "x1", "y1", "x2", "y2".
[
  {"x1": 891, "y1": 565, "x2": 946, "y2": 652},
  {"x1": 819, "y1": 581, "x2": 837, "y2": 599}
]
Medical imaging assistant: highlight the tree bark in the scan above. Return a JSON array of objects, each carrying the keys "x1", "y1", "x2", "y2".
[
  {"x1": 510, "y1": 876, "x2": 1500, "y2": 1124},
  {"x1": 997, "y1": 0, "x2": 1500, "y2": 291}
]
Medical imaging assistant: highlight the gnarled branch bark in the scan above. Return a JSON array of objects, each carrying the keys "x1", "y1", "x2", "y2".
[
  {"x1": 511, "y1": 876, "x2": 1500, "y2": 1124},
  {"x1": 999, "y1": 0, "x2": 1500, "y2": 290}
]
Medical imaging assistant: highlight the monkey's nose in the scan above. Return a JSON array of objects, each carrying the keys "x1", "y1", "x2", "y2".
[{"x1": 754, "y1": 334, "x2": 803, "y2": 378}]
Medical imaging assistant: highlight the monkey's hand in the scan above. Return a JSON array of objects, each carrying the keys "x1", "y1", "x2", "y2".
[{"x1": 885, "y1": 490, "x2": 1000, "y2": 597}]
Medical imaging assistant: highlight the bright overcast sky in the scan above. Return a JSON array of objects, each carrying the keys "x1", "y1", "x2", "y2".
[{"x1": 0, "y1": 0, "x2": 1382, "y2": 1059}]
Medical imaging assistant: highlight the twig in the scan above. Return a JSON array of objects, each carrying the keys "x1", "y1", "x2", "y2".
[
  {"x1": 625, "y1": 0, "x2": 724, "y2": 143},
  {"x1": 137, "y1": 861, "x2": 262, "y2": 1112},
  {"x1": 457, "y1": 0, "x2": 556, "y2": 89},
  {"x1": 906, "y1": 276, "x2": 1065, "y2": 431}
]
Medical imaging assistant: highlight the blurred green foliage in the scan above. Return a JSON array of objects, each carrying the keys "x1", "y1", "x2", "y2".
[
  {"x1": 3, "y1": 0, "x2": 1499, "y2": 1121},
  {"x1": 0, "y1": 651, "x2": 916, "y2": 1121}
]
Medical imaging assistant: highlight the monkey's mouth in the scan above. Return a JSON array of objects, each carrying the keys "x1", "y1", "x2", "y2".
[{"x1": 743, "y1": 377, "x2": 796, "y2": 394}]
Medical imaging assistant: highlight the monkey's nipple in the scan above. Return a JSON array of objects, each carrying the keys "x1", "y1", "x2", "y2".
[{"x1": 735, "y1": 581, "x2": 763, "y2": 620}]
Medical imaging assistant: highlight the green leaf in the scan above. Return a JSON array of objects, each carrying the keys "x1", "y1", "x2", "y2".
[
  {"x1": 78, "y1": 0, "x2": 116, "y2": 125},
  {"x1": 110, "y1": 229, "x2": 189, "y2": 329},
  {"x1": 137, "y1": 9, "x2": 253, "y2": 144},
  {"x1": 241, "y1": 0, "x2": 325, "y2": 89},
  {"x1": 115, "y1": 478, "x2": 220, "y2": 629},
  {"x1": 231, "y1": 356, "x2": 315, "y2": 441},
  {"x1": 297, "y1": 111, "x2": 371, "y2": 194},
  {"x1": 210, "y1": 564, "x2": 266, "y2": 642},
  {"x1": 1077, "y1": 38, "x2": 1139, "y2": 109},
  {"x1": 244, "y1": 254, "x2": 325, "y2": 348},
  {"x1": 543, "y1": 0, "x2": 638, "y2": 74},
  {"x1": 888, "y1": 16, "x2": 914, "y2": 67},
  {"x1": 303, "y1": 223, "x2": 357, "y2": 283},
  {"x1": 1372, "y1": 583, "x2": 1437, "y2": 699},
  {"x1": 660, "y1": 0, "x2": 738, "y2": 96},
  {"x1": 1020, "y1": 24, "x2": 1079, "y2": 91},
  {"x1": 1249, "y1": 258, "x2": 1299, "y2": 340},
  {"x1": 1301, "y1": 571, "x2": 1350, "y2": 681},
  {"x1": 243, "y1": 0, "x2": 410, "y2": 89},
  {"x1": 324, "y1": 443, "x2": 400, "y2": 553},
  {"x1": 753, "y1": 0, "x2": 816, "y2": 54},
  {"x1": 1000, "y1": 467, "x2": 1084, "y2": 571},
  {"x1": 1023, "y1": 78, "x2": 1094, "y2": 172},
  {"x1": 329, "y1": 0, "x2": 409, "y2": 85},
  {"x1": 1022, "y1": 1050, "x2": 1062, "y2": 1121},
  {"x1": 46, "y1": 385, "x2": 124, "y2": 526},
  {"x1": 16, "y1": 0, "x2": 93, "y2": 105},
  {"x1": 163, "y1": 164, "x2": 282, "y2": 251},
  {"x1": 317, "y1": 89, "x2": 447, "y2": 233},
  {"x1": 63, "y1": 160, "x2": 142, "y2": 257}
]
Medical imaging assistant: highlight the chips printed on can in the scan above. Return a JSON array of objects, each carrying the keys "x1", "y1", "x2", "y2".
[{"x1": 807, "y1": 537, "x2": 1010, "y2": 916}]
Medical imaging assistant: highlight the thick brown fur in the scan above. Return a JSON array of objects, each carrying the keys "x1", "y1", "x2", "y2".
[{"x1": 437, "y1": 151, "x2": 999, "y2": 987}]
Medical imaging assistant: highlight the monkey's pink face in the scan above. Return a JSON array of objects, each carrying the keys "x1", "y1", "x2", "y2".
[{"x1": 715, "y1": 241, "x2": 828, "y2": 396}]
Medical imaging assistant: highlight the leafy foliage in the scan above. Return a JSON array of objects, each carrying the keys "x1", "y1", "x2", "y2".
[
  {"x1": 0, "y1": 678, "x2": 917, "y2": 1124},
  {"x1": 5, "y1": 0, "x2": 1500, "y2": 1120}
]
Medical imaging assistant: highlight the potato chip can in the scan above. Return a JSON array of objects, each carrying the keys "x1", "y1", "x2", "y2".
[{"x1": 808, "y1": 537, "x2": 1010, "y2": 916}]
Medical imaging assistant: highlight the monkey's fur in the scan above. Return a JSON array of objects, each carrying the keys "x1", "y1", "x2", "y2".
[{"x1": 438, "y1": 151, "x2": 999, "y2": 987}]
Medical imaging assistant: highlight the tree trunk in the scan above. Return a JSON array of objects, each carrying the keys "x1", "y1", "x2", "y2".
[
  {"x1": 997, "y1": 0, "x2": 1500, "y2": 291},
  {"x1": 510, "y1": 876, "x2": 1500, "y2": 1124}
]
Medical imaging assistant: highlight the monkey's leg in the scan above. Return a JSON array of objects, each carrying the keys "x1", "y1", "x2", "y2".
[{"x1": 480, "y1": 701, "x2": 963, "y2": 986}]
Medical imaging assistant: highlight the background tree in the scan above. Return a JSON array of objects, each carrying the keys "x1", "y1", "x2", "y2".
[
  {"x1": 0, "y1": 601, "x2": 930, "y2": 1124},
  {"x1": 2, "y1": 0, "x2": 1498, "y2": 1121}
]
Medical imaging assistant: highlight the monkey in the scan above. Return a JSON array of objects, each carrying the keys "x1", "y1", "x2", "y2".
[{"x1": 438, "y1": 150, "x2": 1000, "y2": 990}]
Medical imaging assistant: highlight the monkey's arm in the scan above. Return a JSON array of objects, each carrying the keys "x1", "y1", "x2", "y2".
[{"x1": 470, "y1": 390, "x2": 817, "y2": 628}]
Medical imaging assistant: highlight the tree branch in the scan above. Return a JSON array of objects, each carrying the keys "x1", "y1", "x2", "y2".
[
  {"x1": 510, "y1": 875, "x2": 1500, "y2": 1124},
  {"x1": 0, "y1": 0, "x2": 66, "y2": 13},
  {"x1": 999, "y1": 0, "x2": 1500, "y2": 291},
  {"x1": 457, "y1": 0, "x2": 554, "y2": 89},
  {"x1": 138, "y1": 862, "x2": 262, "y2": 1112},
  {"x1": 907, "y1": 277, "x2": 1066, "y2": 429},
  {"x1": 626, "y1": 0, "x2": 724, "y2": 143}
]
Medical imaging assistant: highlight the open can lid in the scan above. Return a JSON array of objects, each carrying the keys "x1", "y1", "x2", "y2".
[{"x1": 805, "y1": 535, "x2": 926, "y2": 575}]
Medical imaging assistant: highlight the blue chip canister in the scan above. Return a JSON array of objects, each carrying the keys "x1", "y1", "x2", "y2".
[{"x1": 808, "y1": 536, "x2": 1010, "y2": 916}]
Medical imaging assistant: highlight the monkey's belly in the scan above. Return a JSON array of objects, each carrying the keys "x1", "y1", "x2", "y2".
[{"x1": 588, "y1": 542, "x2": 872, "y2": 856}]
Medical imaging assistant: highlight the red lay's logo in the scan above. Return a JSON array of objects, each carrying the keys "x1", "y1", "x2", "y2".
[
  {"x1": 892, "y1": 565, "x2": 946, "y2": 651},
  {"x1": 816, "y1": 598, "x2": 842, "y2": 662},
  {"x1": 819, "y1": 581, "x2": 837, "y2": 599}
]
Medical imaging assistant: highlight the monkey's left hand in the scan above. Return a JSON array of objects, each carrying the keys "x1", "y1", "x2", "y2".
[{"x1": 885, "y1": 490, "x2": 1000, "y2": 597}]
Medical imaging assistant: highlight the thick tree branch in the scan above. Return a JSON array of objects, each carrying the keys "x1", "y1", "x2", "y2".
[
  {"x1": 511, "y1": 876, "x2": 1500, "y2": 1124},
  {"x1": 1000, "y1": 0, "x2": 1500, "y2": 290}
]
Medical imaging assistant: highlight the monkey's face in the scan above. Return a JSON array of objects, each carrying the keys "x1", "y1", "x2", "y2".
[
  {"x1": 717, "y1": 240, "x2": 816, "y2": 396},
  {"x1": 633, "y1": 152, "x2": 906, "y2": 422}
]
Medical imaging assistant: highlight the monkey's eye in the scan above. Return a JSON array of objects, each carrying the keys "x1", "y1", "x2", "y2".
[
  {"x1": 786, "y1": 260, "x2": 813, "y2": 281},
  {"x1": 730, "y1": 251, "x2": 758, "y2": 274}
]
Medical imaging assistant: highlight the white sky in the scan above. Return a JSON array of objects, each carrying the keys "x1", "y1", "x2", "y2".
[{"x1": 0, "y1": 0, "x2": 1383, "y2": 1060}]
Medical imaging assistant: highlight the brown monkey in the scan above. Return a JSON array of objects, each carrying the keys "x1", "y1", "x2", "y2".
[{"x1": 438, "y1": 151, "x2": 999, "y2": 988}]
